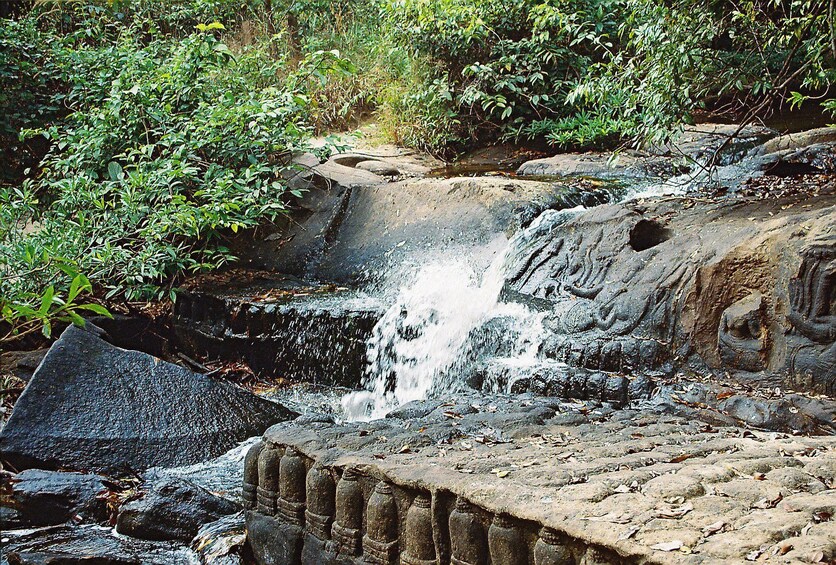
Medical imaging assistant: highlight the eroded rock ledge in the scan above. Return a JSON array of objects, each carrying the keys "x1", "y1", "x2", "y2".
[
  {"x1": 504, "y1": 190, "x2": 836, "y2": 396},
  {"x1": 243, "y1": 394, "x2": 836, "y2": 565}
]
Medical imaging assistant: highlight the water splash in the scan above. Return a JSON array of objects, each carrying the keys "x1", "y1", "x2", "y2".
[{"x1": 341, "y1": 207, "x2": 582, "y2": 421}]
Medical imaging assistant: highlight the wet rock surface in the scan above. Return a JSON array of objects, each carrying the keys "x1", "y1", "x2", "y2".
[
  {"x1": 4, "y1": 470, "x2": 108, "y2": 527},
  {"x1": 173, "y1": 271, "x2": 381, "y2": 385},
  {"x1": 1, "y1": 525, "x2": 196, "y2": 565},
  {"x1": 504, "y1": 191, "x2": 836, "y2": 396},
  {"x1": 237, "y1": 167, "x2": 613, "y2": 285},
  {"x1": 116, "y1": 477, "x2": 240, "y2": 542},
  {"x1": 246, "y1": 393, "x2": 836, "y2": 564},
  {"x1": 0, "y1": 323, "x2": 296, "y2": 473},
  {"x1": 516, "y1": 123, "x2": 777, "y2": 179},
  {"x1": 191, "y1": 512, "x2": 247, "y2": 565}
]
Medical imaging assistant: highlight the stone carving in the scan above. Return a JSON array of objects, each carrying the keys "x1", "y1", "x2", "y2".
[
  {"x1": 242, "y1": 441, "x2": 264, "y2": 510},
  {"x1": 788, "y1": 241, "x2": 835, "y2": 343},
  {"x1": 534, "y1": 528, "x2": 574, "y2": 565},
  {"x1": 332, "y1": 468, "x2": 364, "y2": 556},
  {"x1": 718, "y1": 291, "x2": 769, "y2": 372},
  {"x1": 363, "y1": 482, "x2": 399, "y2": 564},
  {"x1": 488, "y1": 514, "x2": 526, "y2": 565},
  {"x1": 504, "y1": 195, "x2": 836, "y2": 394},
  {"x1": 449, "y1": 498, "x2": 487, "y2": 565},
  {"x1": 277, "y1": 448, "x2": 307, "y2": 526},
  {"x1": 785, "y1": 239, "x2": 836, "y2": 394},
  {"x1": 401, "y1": 494, "x2": 436, "y2": 565},
  {"x1": 304, "y1": 464, "x2": 335, "y2": 541},
  {"x1": 256, "y1": 445, "x2": 282, "y2": 516}
]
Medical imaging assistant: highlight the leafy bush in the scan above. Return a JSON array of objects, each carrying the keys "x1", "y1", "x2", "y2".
[
  {"x1": 1, "y1": 5, "x2": 353, "y2": 305},
  {"x1": 382, "y1": 0, "x2": 835, "y2": 151},
  {"x1": 381, "y1": 0, "x2": 624, "y2": 151}
]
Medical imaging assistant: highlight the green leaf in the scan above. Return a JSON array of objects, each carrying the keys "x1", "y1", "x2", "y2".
[
  {"x1": 107, "y1": 161, "x2": 122, "y2": 181},
  {"x1": 39, "y1": 286, "x2": 56, "y2": 316},
  {"x1": 75, "y1": 304, "x2": 113, "y2": 318},
  {"x1": 66, "y1": 311, "x2": 87, "y2": 327}
]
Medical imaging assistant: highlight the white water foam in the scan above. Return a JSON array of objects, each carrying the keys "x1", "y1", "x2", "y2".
[{"x1": 341, "y1": 207, "x2": 582, "y2": 421}]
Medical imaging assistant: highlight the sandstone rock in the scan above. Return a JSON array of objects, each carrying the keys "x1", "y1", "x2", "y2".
[
  {"x1": 760, "y1": 126, "x2": 836, "y2": 154},
  {"x1": 171, "y1": 273, "x2": 381, "y2": 386},
  {"x1": 234, "y1": 174, "x2": 607, "y2": 286},
  {"x1": 354, "y1": 159, "x2": 399, "y2": 176},
  {"x1": 244, "y1": 393, "x2": 836, "y2": 565},
  {"x1": 5, "y1": 469, "x2": 108, "y2": 526},
  {"x1": 516, "y1": 151, "x2": 662, "y2": 179},
  {"x1": 503, "y1": 193, "x2": 836, "y2": 395},
  {"x1": 516, "y1": 123, "x2": 776, "y2": 179},
  {"x1": 0, "y1": 324, "x2": 296, "y2": 473},
  {"x1": 190, "y1": 512, "x2": 246, "y2": 565},
  {"x1": 116, "y1": 478, "x2": 239, "y2": 542}
]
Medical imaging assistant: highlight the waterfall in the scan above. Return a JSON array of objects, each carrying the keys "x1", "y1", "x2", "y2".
[{"x1": 341, "y1": 207, "x2": 583, "y2": 421}]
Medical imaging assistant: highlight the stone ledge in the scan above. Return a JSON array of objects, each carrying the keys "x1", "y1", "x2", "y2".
[{"x1": 243, "y1": 393, "x2": 836, "y2": 564}]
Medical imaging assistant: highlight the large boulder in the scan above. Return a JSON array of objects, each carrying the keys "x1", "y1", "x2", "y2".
[
  {"x1": 0, "y1": 324, "x2": 296, "y2": 473},
  {"x1": 116, "y1": 477, "x2": 239, "y2": 542}
]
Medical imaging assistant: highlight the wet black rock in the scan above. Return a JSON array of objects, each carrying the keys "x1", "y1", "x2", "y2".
[
  {"x1": 0, "y1": 348, "x2": 48, "y2": 383},
  {"x1": 0, "y1": 324, "x2": 297, "y2": 473},
  {"x1": 116, "y1": 477, "x2": 239, "y2": 542},
  {"x1": 191, "y1": 512, "x2": 247, "y2": 565},
  {"x1": 1, "y1": 506, "x2": 26, "y2": 529},
  {"x1": 6, "y1": 469, "x2": 108, "y2": 526},
  {"x1": 2, "y1": 525, "x2": 194, "y2": 565}
]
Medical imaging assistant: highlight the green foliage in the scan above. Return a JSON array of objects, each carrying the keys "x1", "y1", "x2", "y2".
[
  {"x1": 2, "y1": 0, "x2": 834, "y2": 326},
  {"x1": 380, "y1": 0, "x2": 835, "y2": 151},
  {"x1": 1, "y1": 267, "x2": 111, "y2": 344},
  {"x1": 0, "y1": 1, "x2": 355, "y2": 308},
  {"x1": 381, "y1": 0, "x2": 624, "y2": 151},
  {"x1": 565, "y1": 0, "x2": 836, "y2": 146}
]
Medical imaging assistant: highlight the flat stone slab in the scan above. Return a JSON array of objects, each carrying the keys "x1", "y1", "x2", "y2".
[{"x1": 244, "y1": 393, "x2": 836, "y2": 564}]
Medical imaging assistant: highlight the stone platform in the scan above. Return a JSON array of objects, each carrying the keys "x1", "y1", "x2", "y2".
[{"x1": 243, "y1": 393, "x2": 835, "y2": 564}]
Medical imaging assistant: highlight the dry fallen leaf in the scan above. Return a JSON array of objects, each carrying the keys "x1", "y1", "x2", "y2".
[
  {"x1": 581, "y1": 511, "x2": 633, "y2": 524},
  {"x1": 651, "y1": 540, "x2": 683, "y2": 552},
  {"x1": 702, "y1": 521, "x2": 725, "y2": 535},
  {"x1": 746, "y1": 548, "x2": 764, "y2": 561},
  {"x1": 657, "y1": 502, "x2": 693, "y2": 519},
  {"x1": 752, "y1": 493, "x2": 783, "y2": 509},
  {"x1": 772, "y1": 544, "x2": 792, "y2": 556},
  {"x1": 618, "y1": 525, "x2": 641, "y2": 541},
  {"x1": 398, "y1": 444, "x2": 412, "y2": 454}
]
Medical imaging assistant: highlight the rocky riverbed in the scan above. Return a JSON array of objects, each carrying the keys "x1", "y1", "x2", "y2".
[{"x1": 2, "y1": 123, "x2": 835, "y2": 564}]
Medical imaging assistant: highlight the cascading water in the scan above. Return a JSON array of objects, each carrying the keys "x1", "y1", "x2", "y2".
[{"x1": 341, "y1": 207, "x2": 582, "y2": 421}]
